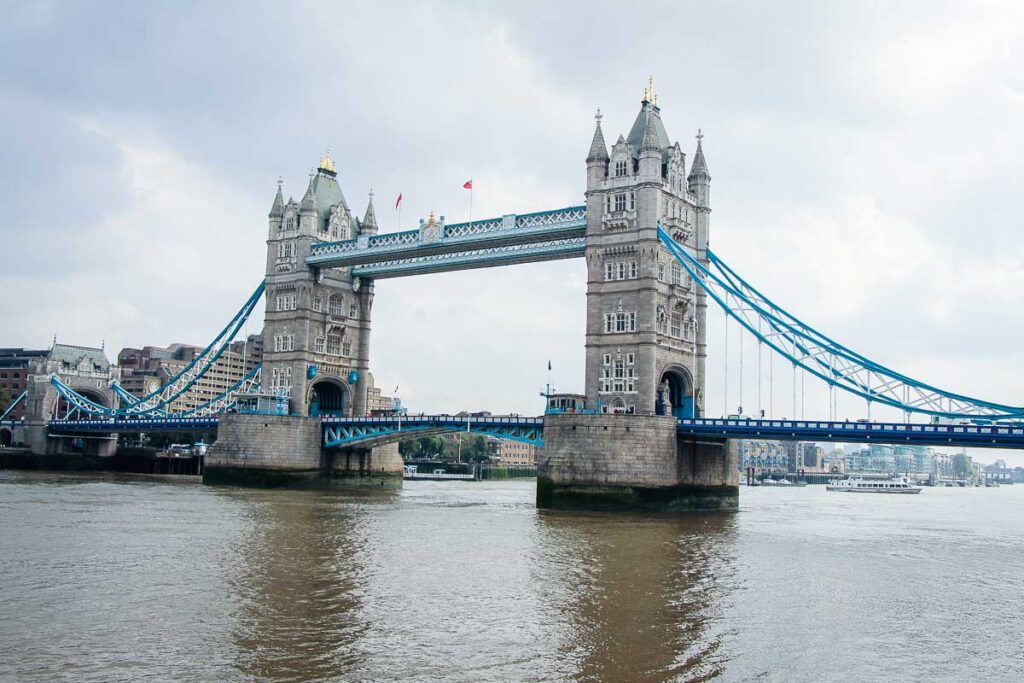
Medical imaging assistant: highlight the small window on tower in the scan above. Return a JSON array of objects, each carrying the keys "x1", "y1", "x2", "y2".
[
  {"x1": 615, "y1": 194, "x2": 626, "y2": 212},
  {"x1": 615, "y1": 160, "x2": 628, "y2": 177}
]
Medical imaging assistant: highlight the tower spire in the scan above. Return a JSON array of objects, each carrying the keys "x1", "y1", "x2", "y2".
[
  {"x1": 361, "y1": 188, "x2": 378, "y2": 235},
  {"x1": 688, "y1": 129, "x2": 710, "y2": 180},
  {"x1": 586, "y1": 108, "x2": 609, "y2": 163},
  {"x1": 269, "y1": 176, "x2": 285, "y2": 217}
]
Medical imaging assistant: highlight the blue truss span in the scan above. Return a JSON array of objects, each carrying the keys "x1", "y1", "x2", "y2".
[
  {"x1": 677, "y1": 417, "x2": 1024, "y2": 450},
  {"x1": 307, "y1": 206, "x2": 586, "y2": 276},
  {"x1": 44, "y1": 414, "x2": 1024, "y2": 450},
  {"x1": 49, "y1": 417, "x2": 219, "y2": 433},
  {"x1": 51, "y1": 281, "x2": 265, "y2": 418},
  {"x1": 321, "y1": 414, "x2": 545, "y2": 448},
  {"x1": 657, "y1": 225, "x2": 1024, "y2": 420}
]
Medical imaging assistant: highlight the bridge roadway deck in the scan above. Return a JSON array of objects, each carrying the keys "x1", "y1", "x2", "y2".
[{"x1": 42, "y1": 416, "x2": 1024, "y2": 450}]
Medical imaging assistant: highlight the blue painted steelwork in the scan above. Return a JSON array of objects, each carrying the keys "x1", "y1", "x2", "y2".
[
  {"x1": 53, "y1": 281, "x2": 265, "y2": 418},
  {"x1": 321, "y1": 414, "x2": 544, "y2": 448},
  {"x1": 0, "y1": 390, "x2": 27, "y2": 422},
  {"x1": 307, "y1": 205, "x2": 586, "y2": 273},
  {"x1": 353, "y1": 237, "x2": 585, "y2": 279},
  {"x1": 677, "y1": 417, "x2": 1024, "y2": 450},
  {"x1": 42, "y1": 413, "x2": 1024, "y2": 451},
  {"x1": 49, "y1": 417, "x2": 219, "y2": 433},
  {"x1": 179, "y1": 365, "x2": 262, "y2": 417},
  {"x1": 657, "y1": 226, "x2": 1024, "y2": 420}
]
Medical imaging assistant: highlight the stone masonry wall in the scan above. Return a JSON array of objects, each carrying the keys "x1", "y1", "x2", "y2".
[
  {"x1": 205, "y1": 413, "x2": 322, "y2": 473},
  {"x1": 539, "y1": 413, "x2": 681, "y2": 489}
]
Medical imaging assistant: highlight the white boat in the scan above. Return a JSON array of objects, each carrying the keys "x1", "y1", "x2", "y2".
[{"x1": 826, "y1": 477, "x2": 922, "y2": 494}]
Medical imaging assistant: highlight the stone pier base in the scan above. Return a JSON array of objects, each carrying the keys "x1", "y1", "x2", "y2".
[
  {"x1": 536, "y1": 413, "x2": 738, "y2": 511},
  {"x1": 203, "y1": 413, "x2": 402, "y2": 489}
]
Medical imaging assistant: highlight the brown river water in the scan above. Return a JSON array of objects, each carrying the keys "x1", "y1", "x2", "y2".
[{"x1": 0, "y1": 471, "x2": 1022, "y2": 682}]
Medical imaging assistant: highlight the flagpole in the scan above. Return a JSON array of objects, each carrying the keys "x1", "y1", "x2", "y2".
[{"x1": 469, "y1": 184, "x2": 473, "y2": 229}]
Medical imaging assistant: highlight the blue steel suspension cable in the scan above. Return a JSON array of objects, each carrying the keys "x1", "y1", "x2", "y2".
[{"x1": 658, "y1": 226, "x2": 1024, "y2": 419}]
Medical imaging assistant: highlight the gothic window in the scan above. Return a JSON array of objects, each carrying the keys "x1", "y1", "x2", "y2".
[
  {"x1": 603, "y1": 353, "x2": 611, "y2": 365},
  {"x1": 671, "y1": 261, "x2": 682, "y2": 286},
  {"x1": 326, "y1": 333, "x2": 342, "y2": 356},
  {"x1": 629, "y1": 192, "x2": 635, "y2": 210},
  {"x1": 627, "y1": 353, "x2": 635, "y2": 365},
  {"x1": 342, "y1": 341, "x2": 352, "y2": 357},
  {"x1": 605, "y1": 262, "x2": 614, "y2": 281},
  {"x1": 312, "y1": 296, "x2": 322, "y2": 312},
  {"x1": 285, "y1": 217, "x2": 296, "y2": 231},
  {"x1": 671, "y1": 305, "x2": 683, "y2": 338},
  {"x1": 615, "y1": 160, "x2": 627, "y2": 177},
  {"x1": 617, "y1": 262, "x2": 626, "y2": 280},
  {"x1": 277, "y1": 242, "x2": 294, "y2": 259},
  {"x1": 329, "y1": 295, "x2": 344, "y2": 317},
  {"x1": 275, "y1": 293, "x2": 296, "y2": 311},
  {"x1": 658, "y1": 258, "x2": 665, "y2": 281},
  {"x1": 657, "y1": 306, "x2": 668, "y2": 334},
  {"x1": 614, "y1": 194, "x2": 626, "y2": 212},
  {"x1": 604, "y1": 314, "x2": 613, "y2": 334},
  {"x1": 629, "y1": 261, "x2": 638, "y2": 279},
  {"x1": 605, "y1": 195, "x2": 611, "y2": 213},
  {"x1": 349, "y1": 302, "x2": 358, "y2": 318},
  {"x1": 314, "y1": 337, "x2": 325, "y2": 354},
  {"x1": 605, "y1": 311, "x2": 636, "y2": 333}
]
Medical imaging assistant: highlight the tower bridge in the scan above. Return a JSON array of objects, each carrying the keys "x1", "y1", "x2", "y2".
[{"x1": 8, "y1": 85, "x2": 1023, "y2": 509}]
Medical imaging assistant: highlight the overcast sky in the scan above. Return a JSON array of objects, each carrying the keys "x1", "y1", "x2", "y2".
[{"x1": 2, "y1": 1, "x2": 1022, "y2": 464}]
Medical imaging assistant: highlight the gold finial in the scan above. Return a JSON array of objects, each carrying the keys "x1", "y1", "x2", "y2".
[
  {"x1": 644, "y1": 75, "x2": 655, "y2": 103},
  {"x1": 428, "y1": 210, "x2": 436, "y2": 223},
  {"x1": 318, "y1": 148, "x2": 336, "y2": 173}
]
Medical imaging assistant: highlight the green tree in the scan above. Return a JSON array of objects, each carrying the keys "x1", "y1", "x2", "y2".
[{"x1": 399, "y1": 439, "x2": 421, "y2": 460}]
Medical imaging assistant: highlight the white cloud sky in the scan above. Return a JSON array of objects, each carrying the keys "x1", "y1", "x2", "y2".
[{"x1": 1, "y1": 1, "x2": 1022, "y2": 463}]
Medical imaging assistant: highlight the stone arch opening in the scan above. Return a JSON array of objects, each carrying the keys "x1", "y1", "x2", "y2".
[
  {"x1": 308, "y1": 378, "x2": 348, "y2": 417},
  {"x1": 656, "y1": 366, "x2": 697, "y2": 419},
  {"x1": 0, "y1": 428, "x2": 11, "y2": 447},
  {"x1": 55, "y1": 387, "x2": 109, "y2": 419}
]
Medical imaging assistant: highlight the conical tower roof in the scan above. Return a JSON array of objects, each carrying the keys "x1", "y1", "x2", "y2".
[
  {"x1": 688, "y1": 131, "x2": 710, "y2": 180},
  {"x1": 269, "y1": 177, "x2": 285, "y2": 217},
  {"x1": 300, "y1": 171, "x2": 317, "y2": 212},
  {"x1": 586, "y1": 109, "x2": 609, "y2": 163},
  {"x1": 362, "y1": 190, "x2": 378, "y2": 234}
]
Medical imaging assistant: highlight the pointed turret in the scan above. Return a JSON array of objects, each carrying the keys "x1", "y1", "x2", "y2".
[
  {"x1": 688, "y1": 131, "x2": 710, "y2": 181},
  {"x1": 640, "y1": 114, "x2": 662, "y2": 152},
  {"x1": 300, "y1": 171, "x2": 316, "y2": 213},
  {"x1": 586, "y1": 109, "x2": 609, "y2": 163},
  {"x1": 688, "y1": 129, "x2": 711, "y2": 207},
  {"x1": 269, "y1": 177, "x2": 285, "y2": 218},
  {"x1": 586, "y1": 109, "x2": 610, "y2": 190},
  {"x1": 361, "y1": 190, "x2": 379, "y2": 236}
]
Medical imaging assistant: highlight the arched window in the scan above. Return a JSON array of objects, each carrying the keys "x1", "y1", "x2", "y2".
[
  {"x1": 657, "y1": 306, "x2": 668, "y2": 335},
  {"x1": 329, "y1": 295, "x2": 344, "y2": 317},
  {"x1": 326, "y1": 332, "x2": 342, "y2": 356},
  {"x1": 670, "y1": 261, "x2": 682, "y2": 286}
]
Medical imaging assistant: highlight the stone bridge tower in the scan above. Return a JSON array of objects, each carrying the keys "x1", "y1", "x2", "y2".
[
  {"x1": 538, "y1": 84, "x2": 735, "y2": 512},
  {"x1": 262, "y1": 152, "x2": 377, "y2": 417},
  {"x1": 582, "y1": 84, "x2": 710, "y2": 418}
]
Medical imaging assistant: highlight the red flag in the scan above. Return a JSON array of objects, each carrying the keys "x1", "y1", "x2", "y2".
[
  {"x1": 463, "y1": 180, "x2": 473, "y2": 189},
  {"x1": 395, "y1": 193, "x2": 403, "y2": 209}
]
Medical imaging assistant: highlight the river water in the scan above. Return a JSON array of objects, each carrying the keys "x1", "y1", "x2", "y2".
[{"x1": 0, "y1": 472, "x2": 1022, "y2": 682}]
